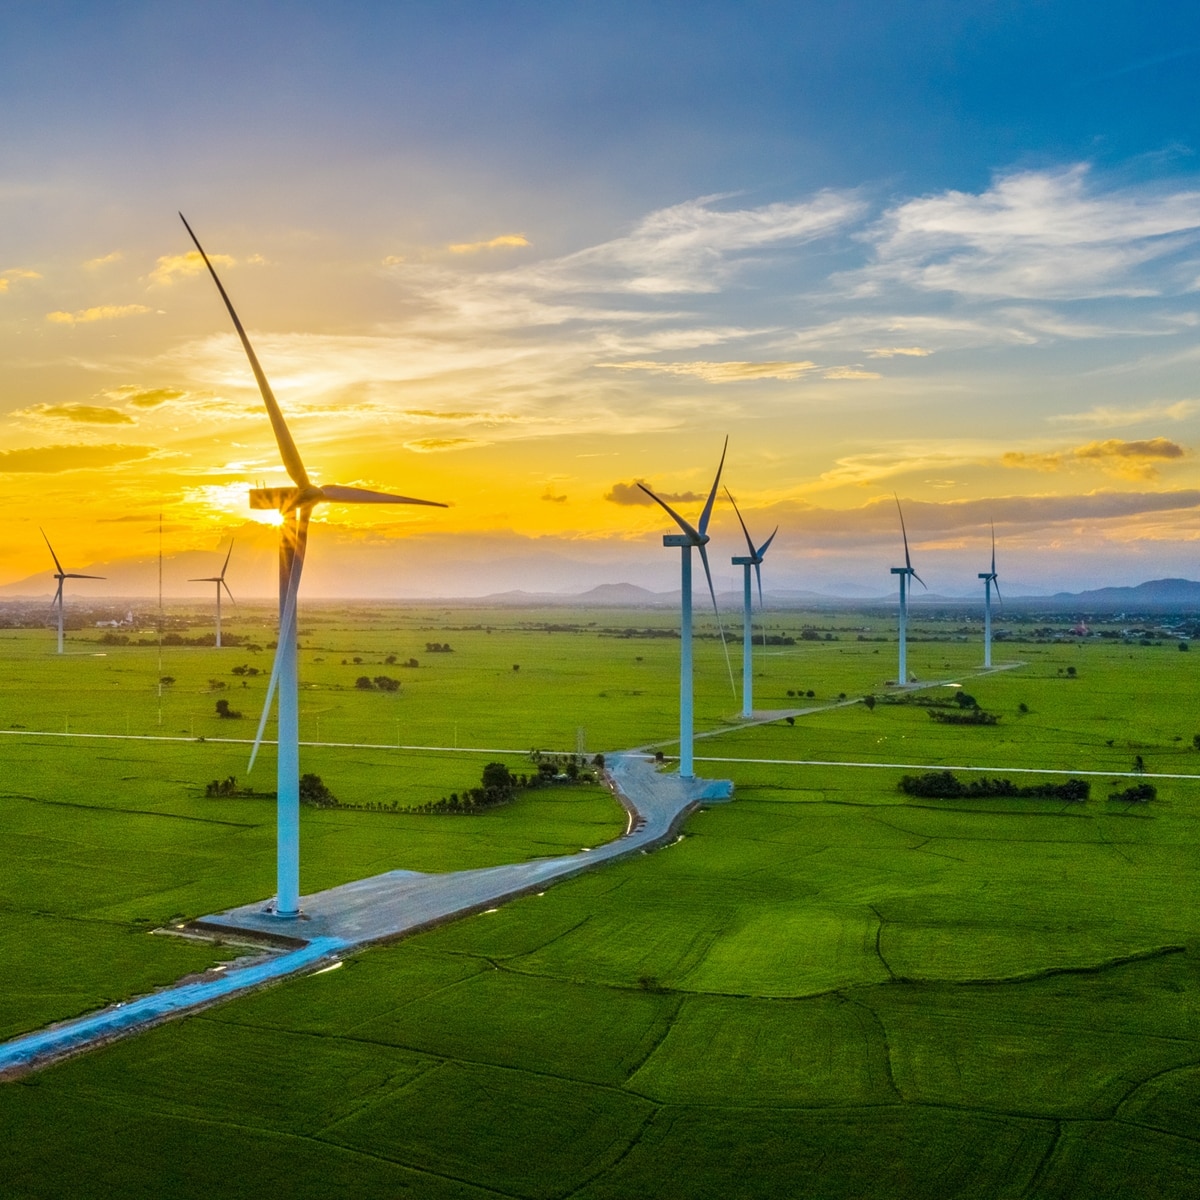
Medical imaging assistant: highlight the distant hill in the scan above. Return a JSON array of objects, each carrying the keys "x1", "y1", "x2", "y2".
[{"x1": 1045, "y1": 578, "x2": 1200, "y2": 611}]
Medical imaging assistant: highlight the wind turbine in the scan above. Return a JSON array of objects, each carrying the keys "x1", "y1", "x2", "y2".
[
  {"x1": 41, "y1": 529, "x2": 104, "y2": 655},
  {"x1": 890, "y1": 497, "x2": 925, "y2": 686},
  {"x1": 638, "y1": 439, "x2": 733, "y2": 779},
  {"x1": 190, "y1": 539, "x2": 236, "y2": 648},
  {"x1": 180, "y1": 214, "x2": 447, "y2": 919},
  {"x1": 979, "y1": 523, "x2": 1001, "y2": 668},
  {"x1": 726, "y1": 488, "x2": 777, "y2": 718}
]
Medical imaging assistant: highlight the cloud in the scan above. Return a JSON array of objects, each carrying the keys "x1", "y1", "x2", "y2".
[
  {"x1": 382, "y1": 255, "x2": 405, "y2": 266},
  {"x1": 855, "y1": 164, "x2": 1200, "y2": 300},
  {"x1": 46, "y1": 304, "x2": 151, "y2": 325},
  {"x1": 601, "y1": 359, "x2": 817, "y2": 382},
  {"x1": 448, "y1": 234, "x2": 530, "y2": 254},
  {"x1": 605, "y1": 481, "x2": 704, "y2": 506},
  {"x1": 1048, "y1": 400, "x2": 1200, "y2": 428},
  {"x1": 1, "y1": 267, "x2": 41, "y2": 292},
  {"x1": 502, "y1": 190, "x2": 864, "y2": 297},
  {"x1": 149, "y1": 250, "x2": 234, "y2": 285},
  {"x1": 823, "y1": 367, "x2": 882, "y2": 379},
  {"x1": 403, "y1": 437, "x2": 477, "y2": 453},
  {"x1": 21, "y1": 404, "x2": 136, "y2": 425},
  {"x1": 84, "y1": 251, "x2": 122, "y2": 269},
  {"x1": 541, "y1": 488, "x2": 568, "y2": 503},
  {"x1": 868, "y1": 346, "x2": 932, "y2": 358},
  {"x1": 1002, "y1": 437, "x2": 1187, "y2": 479},
  {"x1": 121, "y1": 387, "x2": 186, "y2": 409},
  {"x1": 0, "y1": 444, "x2": 156, "y2": 474}
]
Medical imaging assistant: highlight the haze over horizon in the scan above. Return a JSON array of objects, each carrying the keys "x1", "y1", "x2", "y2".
[{"x1": 5, "y1": 2, "x2": 1200, "y2": 598}]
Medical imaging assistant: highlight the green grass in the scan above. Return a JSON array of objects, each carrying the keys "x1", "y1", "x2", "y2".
[{"x1": 4, "y1": 608, "x2": 1200, "y2": 1196}]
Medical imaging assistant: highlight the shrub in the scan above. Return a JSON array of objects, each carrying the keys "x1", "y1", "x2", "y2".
[
  {"x1": 355, "y1": 676, "x2": 375, "y2": 690},
  {"x1": 899, "y1": 771, "x2": 1089, "y2": 802},
  {"x1": 1110, "y1": 782, "x2": 1156, "y2": 803},
  {"x1": 299, "y1": 774, "x2": 339, "y2": 808},
  {"x1": 372, "y1": 675, "x2": 400, "y2": 692},
  {"x1": 928, "y1": 709, "x2": 999, "y2": 725},
  {"x1": 214, "y1": 698, "x2": 242, "y2": 719}
]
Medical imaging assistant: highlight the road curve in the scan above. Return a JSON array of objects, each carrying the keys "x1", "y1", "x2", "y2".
[{"x1": 0, "y1": 754, "x2": 731, "y2": 1077}]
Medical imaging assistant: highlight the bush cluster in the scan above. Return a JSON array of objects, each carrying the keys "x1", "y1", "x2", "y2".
[
  {"x1": 899, "y1": 771, "x2": 1089, "y2": 801},
  {"x1": 1109, "y1": 782, "x2": 1156, "y2": 803}
]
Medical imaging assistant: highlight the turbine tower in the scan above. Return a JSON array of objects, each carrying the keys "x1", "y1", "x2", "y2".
[
  {"x1": 41, "y1": 529, "x2": 104, "y2": 655},
  {"x1": 181, "y1": 214, "x2": 447, "y2": 919},
  {"x1": 726, "y1": 488, "x2": 777, "y2": 719},
  {"x1": 890, "y1": 497, "x2": 925, "y2": 686},
  {"x1": 638, "y1": 439, "x2": 732, "y2": 779},
  {"x1": 979, "y1": 523, "x2": 1001, "y2": 668},
  {"x1": 189, "y1": 539, "x2": 235, "y2": 648}
]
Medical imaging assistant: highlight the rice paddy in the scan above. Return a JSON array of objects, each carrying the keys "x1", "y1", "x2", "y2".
[{"x1": 2, "y1": 605, "x2": 1199, "y2": 1197}]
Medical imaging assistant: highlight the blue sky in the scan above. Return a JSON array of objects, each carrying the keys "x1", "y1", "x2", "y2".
[{"x1": 3, "y1": 2, "x2": 1200, "y2": 597}]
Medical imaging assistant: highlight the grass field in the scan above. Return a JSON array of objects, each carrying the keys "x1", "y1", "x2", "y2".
[{"x1": 2, "y1": 606, "x2": 1200, "y2": 1197}]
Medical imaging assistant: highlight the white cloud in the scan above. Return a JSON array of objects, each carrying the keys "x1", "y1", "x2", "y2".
[{"x1": 853, "y1": 165, "x2": 1200, "y2": 299}]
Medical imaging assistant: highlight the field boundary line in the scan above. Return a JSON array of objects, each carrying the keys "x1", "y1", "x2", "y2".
[{"x1": 692, "y1": 754, "x2": 1200, "y2": 781}]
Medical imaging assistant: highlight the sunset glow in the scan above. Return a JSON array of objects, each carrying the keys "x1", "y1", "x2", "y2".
[{"x1": 3, "y1": 5, "x2": 1200, "y2": 599}]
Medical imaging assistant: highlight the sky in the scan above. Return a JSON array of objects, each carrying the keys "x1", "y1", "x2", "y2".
[{"x1": 4, "y1": 0, "x2": 1200, "y2": 599}]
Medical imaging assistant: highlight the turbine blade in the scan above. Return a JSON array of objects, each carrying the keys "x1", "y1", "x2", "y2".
[
  {"x1": 40, "y1": 529, "x2": 64, "y2": 575},
  {"x1": 188, "y1": 576, "x2": 221, "y2": 583},
  {"x1": 756, "y1": 526, "x2": 779, "y2": 559},
  {"x1": 319, "y1": 483, "x2": 448, "y2": 508},
  {"x1": 178, "y1": 214, "x2": 311, "y2": 491},
  {"x1": 65, "y1": 574, "x2": 104, "y2": 580},
  {"x1": 990, "y1": 521, "x2": 996, "y2": 576},
  {"x1": 637, "y1": 483, "x2": 702, "y2": 541},
  {"x1": 53, "y1": 579, "x2": 63, "y2": 608},
  {"x1": 912, "y1": 570, "x2": 927, "y2": 591},
  {"x1": 993, "y1": 576, "x2": 1002, "y2": 604},
  {"x1": 221, "y1": 538, "x2": 235, "y2": 578},
  {"x1": 697, "y1": 436, "x2": 728, "y2": 537},
  {"x1": 724, "y1": 487, "x2": 756, "y2": 558},
  {"x1": 754, "y1": 559, "x2": 765, "y2": 609},
  {"x1": 895, "y1": 494, "x2": 912, "y2": 571},
  {"x1": 698, "y1": 541, "x2": 737, "y2": 698},
  {"x1": 222, "y1": 579, "x2": 237, "y2": 606}
]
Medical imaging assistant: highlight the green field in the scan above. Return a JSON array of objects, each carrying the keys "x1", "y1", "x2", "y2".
[{"x1": 3, "y1": 607, "x2": 1200, "y2": 1197}]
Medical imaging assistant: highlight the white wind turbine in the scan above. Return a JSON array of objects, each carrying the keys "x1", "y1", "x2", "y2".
[
  {"x1": 979, "y1": 523, "x2": 1001, "y2": 668},
  {"x1": 638, "y1": 439, "x2": 734, "y2": 779},
  {"x1": 890, "y1": 497, "x2": 925, "y2": 686},
  {"x1": 726, "y1": 488, "x2": 777, "y2": 719},
  {"x1": 181, "y1": 214, "x2": 447, "y2": 919},
  {"x1": 189, "y1": 539, "x2": 235, "y2": 648},
  {"x1": 41, "y1": 529, "x2": 104, "y2": 655}
]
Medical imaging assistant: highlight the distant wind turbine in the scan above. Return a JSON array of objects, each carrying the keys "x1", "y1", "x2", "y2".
[
  {"x1": 726, "y1": 488, "x2": 777, "y2": 718},
  {"x1": 41, "y1": 529, "x2": 104, "y2": 655},
  {"x1": 890, "y1": 497, "x2": 925, "y2": 685},
  {"x1": 181, "y1": 213, "x2": 447, "y2": 919},
  {"x1": 638, "y1": 439, "x2": 734, "y2": 779},
  {"x1": 979, "y1": 523, "x2": 1001, "y2": 668},
  {"x1": 190, "y1": 539, "x2": 236, "y2": 648}
]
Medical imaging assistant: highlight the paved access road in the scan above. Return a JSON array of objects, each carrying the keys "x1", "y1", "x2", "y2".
[{"x1": 0, "y1": 755, "x2": 730, "y2": 1076}]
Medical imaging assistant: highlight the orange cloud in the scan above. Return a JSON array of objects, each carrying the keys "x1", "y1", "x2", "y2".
[
  {"x1": 448, "y1": 234, "x2": 530, "y2": 254},
  {"x1": 1003, "y1": 437, "x2": 1186, "y2": 479},
  {"x1": 149, "y1": 250, "x2": 234, "y2": 285},
  {"x1": 46, "y1": 304, "x2": 151, "y2": 325},
  {"x1": 22, "y1": 404, "x2": 135, "y2": 425}
]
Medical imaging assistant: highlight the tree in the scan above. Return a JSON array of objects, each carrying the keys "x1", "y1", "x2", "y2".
[
  {"x1": 355, "y1": 676, "x2": 375, "y2": 690},
  {"x1": 215, "y1": 698, "x2": 242, "y2": 719},
  {"x1": 482, "y1": 762, "x2": 514, "y2": 792}
]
